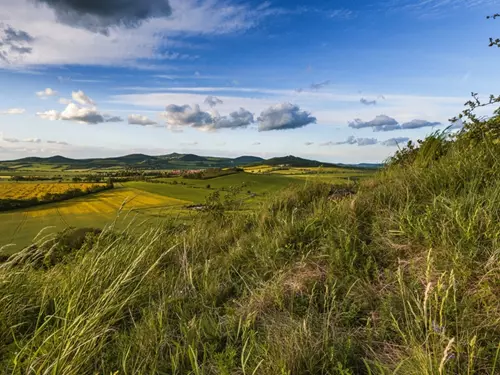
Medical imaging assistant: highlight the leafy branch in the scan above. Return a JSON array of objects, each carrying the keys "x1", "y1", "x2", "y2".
[{"x1": 487, "y1": 13, "x2": 499, "y2": 47}]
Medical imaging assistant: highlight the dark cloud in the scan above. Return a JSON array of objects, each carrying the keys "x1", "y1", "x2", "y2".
[
  {"x1": 214, "y1": 108, "x2": 254, "y2": 130},
  {"x1": 105, "y1": 115, "x2": 124, "y2": 122},
  {"x1": 162, "y1": 104, "x2": 254, "y2": 131},
  {"x1": 204, "y1": 95, "x2": 223, "y2": 108},
  {"x1": 258, "y1": 103, "x2": 316, "y2": 131},
  {"x1": 321, "y1": 136, "x2": 377, "y2": 146},
  {"x1": 349, "y1": 115, "x2": 399, "y2": 130},
  {"x1": 360, "y1": 98, "x2": 377, "y2": 105},
  {"x1": 356, "y1": 137, "x2": 378, "y2": 146},
  {"x1": 310, "y1": 80, "x2": 331, "y2": 90},
  {"x1": 32, "y1": 0, "x2": 172, "y2": 34},
  {"x1": 381, "y1": 137, "x2": 410, "y2": 146},
  {"x1": 3, "y1": 26, "x2": 34, "y2": 43},
  {"x1": 163, "y1": 104, "x2": 213, "y2": 128},
  {"x1": 401, "y1": 119, "x2": 441, "y2": 129},
  {"x1": 373, "y1": 124, "x2": 402, "y2": 132},
  {"x1": 0, "y1": 24, "x2": 34, "y2": 64}
]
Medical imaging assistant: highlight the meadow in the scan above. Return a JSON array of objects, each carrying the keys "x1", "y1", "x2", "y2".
[
  {"x1": 0, "y1": 171, "x2": 360, "y2": 253},
  {"x1": 0, "y1": 116, "x2": 498, "y2": 374}
]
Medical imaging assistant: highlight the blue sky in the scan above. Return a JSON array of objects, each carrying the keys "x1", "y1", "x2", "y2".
[{"x1": 0, "y1": 0, "x2": 499, "y2": 163}]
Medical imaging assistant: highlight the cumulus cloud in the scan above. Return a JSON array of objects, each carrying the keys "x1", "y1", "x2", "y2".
[
  {"x1": 59, "y1": 98, "x2": 72, "y2": 105},
  {"x1": 36, "y1": 110, "x2": 61, "y2": 121},
  {"x1": 128, "y1": 114, "x2": 157, "y2": 126},
  {"x1": 401, "y1": 119, "x2": 441, "y2": 129},
  {"x1": 213, "y1": 108, "x2": 254, "y2": 130},
  {"x1": 59, "y1": 103, "x2": 104, "y2": 124},
  {"x1": 72, "y1": 90, "x2": 95, "y2": 106},
  {"x1": 36, "y1": 88, "x2": 58, "y2": 98},
  {"x1": 37, "y1": 101, "x2": 122, "y2": 124},
  {"x1": 32, "y1": 0, "x2": 172, "y2": 35},
  {"x1": 161, "y1": 104, "x2": 254, "y2": 131},
  {"x1": 0, "y1": 24, "x2": 34, "y2": 64},
  {"x1": 204, "y1": 95, "x2": 223, "y2": 108},
  {"x1": 349, "y1": 115, "x2": 399, "y2": 130},
  {"x1": 257, "y1": 103, "x2": 316, "y2": 131},
  {"x1": 162, "y1": 104, "x2": 213, "y2": 129},
  {"x1": 381, "y1": 137, "x2": 410, "y2": 146},
  {"x1": 360, "y1": 98, "x2": 377, "y2": 105},
  {"x1": 0, "y1": 108, "x2": 25, "y2": 114}
]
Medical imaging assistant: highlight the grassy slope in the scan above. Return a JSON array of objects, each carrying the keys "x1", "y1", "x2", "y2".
[
  {"x1": 129, "y1": 173, "x2": 300, "y2": 203},
  {"x1": 0, "y1": 127, "x2": 499, "y2": 374}
]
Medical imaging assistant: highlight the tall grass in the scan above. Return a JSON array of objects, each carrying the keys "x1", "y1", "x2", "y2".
[{"x1": 0, "y1": 123, "x2": 499, "y2": 374}]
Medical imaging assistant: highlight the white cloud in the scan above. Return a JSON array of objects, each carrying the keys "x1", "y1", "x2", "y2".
[
  {"x1": 1, "y1": 135, "x2": 20, "y2": 143},
  {"x1": 128, "y1": 114, "x2": 158, "y2": 126},
  {"x1": 46, "y1": 140, "x2": 70, "y2": 145},
  {"x1": 72, "y1": 90, "x2": 95, "y2": 106},
  {"x1": 36, "y1": 87, "x2": 58, "y2": 98},
  {"x1": 37, "y1": 102, "x2": 122, "y2": 124},
  {"x1": 59, "y1": 97, "x2": 72, "y2": 105},
  {"x1": 36, "y1": 109, "x2": 61, "y2": 120},
  {"x1": 23, "y1": 138, "x2": 42, "y2": 143},
  {"x1": 0, "y1": 108, "x2": 25, "y2": 114}
]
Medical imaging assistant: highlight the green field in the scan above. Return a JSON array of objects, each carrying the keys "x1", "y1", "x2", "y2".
[{"x1": 0, "y1": 170, "x2": 376, "y2": 254}]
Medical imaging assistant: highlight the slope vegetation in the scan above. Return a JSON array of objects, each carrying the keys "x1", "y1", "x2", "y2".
[{"x1": 0, "y1": 118, "x2": 499, "y2": 374}]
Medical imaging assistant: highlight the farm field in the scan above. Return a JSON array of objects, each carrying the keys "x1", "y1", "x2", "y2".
[
  {"x1": 0, "y1": 187, "x2": 190, "y2": 255},
  {"x1": 0, "y1": 170, "x2": 375, "y2": 255},
  {"x1": 0, "y1": 182, "x2": 105, "y2": 200}
]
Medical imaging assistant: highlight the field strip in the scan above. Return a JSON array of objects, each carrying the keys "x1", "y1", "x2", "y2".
[{"x1": 11, "y1": 212, "x2": 28, "y2": 241}]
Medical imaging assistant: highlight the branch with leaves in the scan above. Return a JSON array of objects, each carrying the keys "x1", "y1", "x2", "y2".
[{"x1": 487, "y1": 13, "x2": 499, "y2": 47}]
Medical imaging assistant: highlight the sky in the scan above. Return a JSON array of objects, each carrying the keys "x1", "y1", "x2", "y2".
[{"x1": 0, "y1": 0, "x2": 499, "y2": 163}]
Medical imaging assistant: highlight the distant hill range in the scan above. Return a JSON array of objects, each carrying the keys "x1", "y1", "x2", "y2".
[{"x1": 0, "y1": 153, "x2": 382, "y2": 171}]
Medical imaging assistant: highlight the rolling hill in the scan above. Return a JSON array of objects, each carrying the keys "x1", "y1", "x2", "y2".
[{"x1": 0, "y1": 153, "x2": 377, "y2": 171}]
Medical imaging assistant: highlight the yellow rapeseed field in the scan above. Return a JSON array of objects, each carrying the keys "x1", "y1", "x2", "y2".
[
  {"x1": 27, "y1": 188, "x2": 190, "y2": 217},
  {"x1": 0, "y1": 182, "x2": 106, "y2": 200}
]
